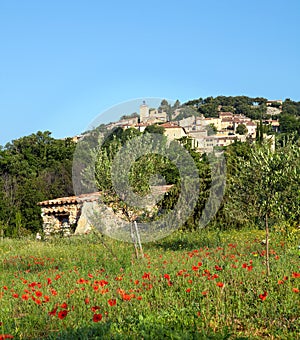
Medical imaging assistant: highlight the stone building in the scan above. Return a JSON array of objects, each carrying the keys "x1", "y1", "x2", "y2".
[{"x1": 37, "y1": 192, "x2": 100, "y2": 237}]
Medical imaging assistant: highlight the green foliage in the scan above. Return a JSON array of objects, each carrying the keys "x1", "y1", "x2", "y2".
[
  {"x1": 236, "y1": 124, "x2": 248, "y2": 135},
  {"x1": 0, "y1": 131, "x2": 76, "y2": 235},
  {"x1": 144, "y1": 124, "x2": 165, "y2": 135},
  {"x1": 222, "y1": 139, "x2": 300, "y2": 229},
  {"x1": 0, "y1": 228, "x2": 299, "y2": 339}
]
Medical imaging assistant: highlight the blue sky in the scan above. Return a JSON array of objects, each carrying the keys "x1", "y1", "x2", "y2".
[{"x1": 1, "y1": 0, "x2": 300, "y2": 146}]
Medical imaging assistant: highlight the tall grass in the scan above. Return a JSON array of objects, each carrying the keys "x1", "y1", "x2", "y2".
[{"x1": 0, "y1": 227, "x2": 299, "y2": 339}]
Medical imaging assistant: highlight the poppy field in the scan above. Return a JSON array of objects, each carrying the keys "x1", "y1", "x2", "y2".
[{"x1": 0, "y1": 227, "x2": 299, "y2": 339}]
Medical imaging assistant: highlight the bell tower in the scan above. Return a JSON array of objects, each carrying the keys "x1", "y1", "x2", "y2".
[{"x1": 139, "y1": 100, "x2": 149, "y2": 123}]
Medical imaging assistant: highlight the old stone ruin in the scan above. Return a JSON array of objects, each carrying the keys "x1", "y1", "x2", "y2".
[
  {"x1": 37, "y1": 185, "x2": 174, "y2": 239},
  {"x1": 37, "y1": 193, "x2": 100, "y2": 238}
]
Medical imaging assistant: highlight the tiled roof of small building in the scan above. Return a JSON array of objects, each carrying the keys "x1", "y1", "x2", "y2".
[
  {"x1": 38, "y1": 186, "x2": 174, "y2": 207},
  {"x1": 37, "y1": 192, "x2": 101, "y2": 206}
]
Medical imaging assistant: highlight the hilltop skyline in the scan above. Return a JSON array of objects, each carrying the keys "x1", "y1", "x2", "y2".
[{"x1": 1, "y1": 0, "x2": 300, "y2": 146}]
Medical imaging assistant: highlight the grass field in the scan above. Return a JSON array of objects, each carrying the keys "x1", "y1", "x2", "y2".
[{"x1": 0, "y1": 227, "x2": 299, "y2": 339}]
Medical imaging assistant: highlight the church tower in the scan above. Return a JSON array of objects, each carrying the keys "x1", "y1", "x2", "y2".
[{"x1": 139, "y1": 101, "x2": 149, "y2": 123}]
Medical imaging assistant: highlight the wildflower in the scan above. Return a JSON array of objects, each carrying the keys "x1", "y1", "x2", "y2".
[
  {"x1": 186, "y1": 288, "x2": 191, "y2": 293},
  {"x1": 43, "y1": 295, "x2": 50, "y2": 303},
  {"x1": 48, "y1": 307, "x2": 58, "y2": 316},
  {"x1": 93, "y1": 313, "x2": 102, "y2": 322},
  {"x1": 278, "y1": 280, "x2": 284, "y2": 285},
  {"x1": 61, "y1": 302, "x2": 68, "y2": 309},
  {"x1": 35, "y1": 291, "x2": 42, "y2": 297},
  {"x1": 292, "y1": 272, "x2": 300, "y2": 278},
  {"x1": 84, "y1": 297, "x2": 90, "y2": 305},
  {"x1": 58, "y1": 310, "x2": 68, "y2": 320},
  {"x1": 91, "y1": 306, "x2": 100, "y2": 312},
  {"x1": 201, "y1": 291, "x2": 208, "y2": 296},
  {"x1": 215, "y1": 265, "x2": 223, "y2": 271},
  {"x1": 108, "y1": 299, "x2": 116, "y2": 306},
  {"x1": 192, "y1": 266, "x2": 199, "y2": 271},
  {"x1": 164, "y1": 274, "x2": 170, "y2": 280},
  {"x1": 259, "y1": 291, "x2": 267, "y2": 301},
  {"x1": 122, "y1": 294, "x2": 131, "y2": 301},
  {"x1": 216, "y1": 282, "x2": 224, "y2": 288},
  {"x1": 0, "y1": 335, "x2": 14, "y2": 339},
  {"x1": 292, "y1": 288, "x2": 299, "y2": 293},
  {"x1": 12, "y1": 293, "x2": 18, "y2": 298},
  {"x1": 142, "y1": 272, "x2": 150, "y2": 280},
  {"x1": 21, "y1": 294, "x2": 29, "y2": 300},
  {"x1": 47, "y1": 278, "x2": 52, "y2": 285}
]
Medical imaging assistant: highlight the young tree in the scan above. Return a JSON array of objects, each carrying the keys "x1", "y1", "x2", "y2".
[
  {"x1": 236, "y1": 124, "x2": 248, "y2": 135},
  {"x1": 226, "y1": 139, "x2": 300, "y2": 276}
]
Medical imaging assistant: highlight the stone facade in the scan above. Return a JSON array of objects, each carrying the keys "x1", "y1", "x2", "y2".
[{"x1": 37, "y1": 193, "x2": 100, "y2": 237}]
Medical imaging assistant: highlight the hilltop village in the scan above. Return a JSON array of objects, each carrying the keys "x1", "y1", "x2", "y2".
[{"x1": 96, "y1": 100, "x2": 281, "y2": 153}]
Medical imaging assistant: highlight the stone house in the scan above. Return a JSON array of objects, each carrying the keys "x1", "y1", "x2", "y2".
[{"x1": 37, "y1": 192, "x2": 100, "y2": 237}]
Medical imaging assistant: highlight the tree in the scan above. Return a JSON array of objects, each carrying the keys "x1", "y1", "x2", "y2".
[
  {"x1": 0, "y1": 131, "x2": 76, "y2": 235},
  {"x1": 225, "y1": 139, "x2": 300, "y2": 276},
  {"x1": 236, "y1": 124, "x2": 248, "y2": 135},
  {"x1": 206, "y1": 124, "x2": 217, "y2": 135},
  {"x1": 144, "y1": 124, "x2": 165, "y2": 135}
]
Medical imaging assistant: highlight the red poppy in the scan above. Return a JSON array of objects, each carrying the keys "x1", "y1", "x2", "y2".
[
  {"x1": 43, "y1": 295, "x2": 50, "y2": 303},
  {"x1": 21, "y1": 294, "x2": 29, "y2": 300},
  {"x1": 108, "y1": 299, "x2": 116, "y2": 306},
  {"x1": 91, "y1": 306, "x2": 100, "y2": 312},
  {"x1": 0, "y1": 335, "x2": 14, "y2": 339},
  {"x1": 58, "y1": 310, "x2": 68, "y2": 320},
  {"x1": 201, "y1": 291, "x2": 208, "y2": 296},
  {"x1": 93, "y1": 313, "x2": 102, "y2": 322},
  {"x1": 99, "y1": 280, "x2": 109, "y2": 286},
  {"x1": 48, "y1": 307, "x2": 58, "y2": 316},
  {"x1": 61, "y1": 302, "x2": 68, "y2": 309},
  {"x1": 216, "y1": 282, "x2": 224, "y2": 288},
  {"x1": 215, "y1": 265, "x2": 223, "y2": 271},
  {"x1": 122, "y1": 294, "x2": 131, "y2": 301},
  {"x1": 47, "y1": 278, "x2": 52, "y2": 285},
  {"x1": 142, "y1": 272, "x2": 150, "y2": 280},
  {"x1": 12, "y1": 293, "x2": 18, "y2": 298},
  {"x1": 192, "y1": 266, "x2": 199, "y2": 271},
  {"x1": 164, "y1": 274, "x2": 170, "y2": 280},
  {"x1": 186, "y1": 288, "x2": 191, "y2": 293},
  {"x1": 84, "y1": 297, "x2": 90, "y2": 305},
  {"x1": 292, "y1": 272, "x2": 300, "y2": 278},
  {"x1": 292, "y1": 288, "x2": 299, "y2": 293},
  {"x1": 259, "y1": 291, "x2": 267, "y2": 301},
  {"x1": 278, "y1": 280, "x2": 284, "y2": 285},
  {"x1": 35, "y1": 291, "x2": 42, "y2": 297}
]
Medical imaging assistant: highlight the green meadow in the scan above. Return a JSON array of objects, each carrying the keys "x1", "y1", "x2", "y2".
[{"x1": 0, "y1": 227, "x2": 299, "y2": 339}]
